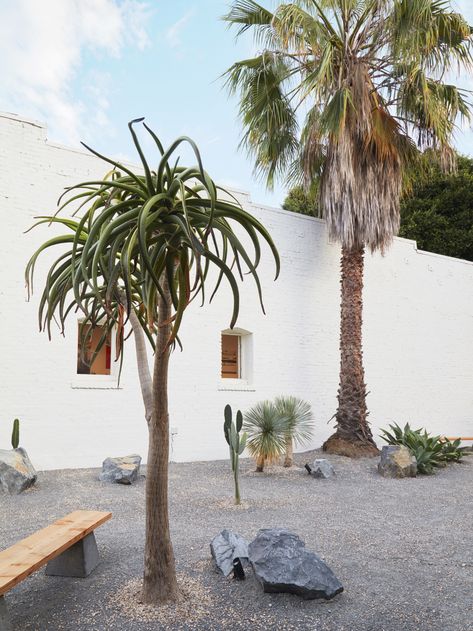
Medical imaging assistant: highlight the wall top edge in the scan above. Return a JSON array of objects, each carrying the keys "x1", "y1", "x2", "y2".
[{"x1": 2, "y1": 111, "x2": 472, "y2": 268}]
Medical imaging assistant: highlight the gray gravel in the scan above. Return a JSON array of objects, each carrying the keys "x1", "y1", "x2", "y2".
[{"x1": 1, "y1": 450, "x2": 472, "y2": 631}]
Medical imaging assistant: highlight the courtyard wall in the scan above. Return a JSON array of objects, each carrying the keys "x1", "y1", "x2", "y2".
[{"x1": 1, "y1": 112, "x2": 472, "y2": 470}]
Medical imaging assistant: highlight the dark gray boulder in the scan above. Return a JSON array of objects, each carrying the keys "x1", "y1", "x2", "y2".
[
  {"x1": 248, "y1": 528, "x2": 343, "y2": 600},
  {"x1": 378, "y1": 445, "x2": 417, "y2": 478},
  {"x1": 311, "y1": 459, "x2": 335, "y2": 479},
  {"x1": 99, "y1": 454, "x2": 141, "y2": 484},
  {"x1": 210, "y1": 529, "x2": 249, "y2": 577},
  {"x1": 0, "y1": 448, "x2": 37, "y2": 494}
]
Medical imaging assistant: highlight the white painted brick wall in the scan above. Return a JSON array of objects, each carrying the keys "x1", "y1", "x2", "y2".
[{"x1": 1, "y1": 112, "x2": 472, "y2": 470}]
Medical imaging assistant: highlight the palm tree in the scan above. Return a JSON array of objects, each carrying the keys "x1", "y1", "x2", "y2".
[
  {"x1": 223, "y1": 0, "x2": 472, "y2": 456},
  {"x1": 274, "y1": 396, "x2": 314, "y2": 467},
  {"x1": 25, "y1": 119, "x2": 279, "y2": 603}
]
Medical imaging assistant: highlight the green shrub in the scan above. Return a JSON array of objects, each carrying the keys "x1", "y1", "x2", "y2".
[{"x1": 380, "y1": 423, "x2": 467, "y2": 474}]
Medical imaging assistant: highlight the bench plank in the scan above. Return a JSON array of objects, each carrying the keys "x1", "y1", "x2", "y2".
[{"x1": 0, "y1": 510, "x2": 111, "y2": 596}]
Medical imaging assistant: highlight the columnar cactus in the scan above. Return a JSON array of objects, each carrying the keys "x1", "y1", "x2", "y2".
[
  {"x1": 224, "y1": 404, "x2": 247, "y2": 505},
  {"x1": 11, "y1": 418, "x2": 20, "y2": 449}
]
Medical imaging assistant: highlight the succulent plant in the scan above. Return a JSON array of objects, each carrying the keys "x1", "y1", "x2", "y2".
[
  {"x1": 224, "y1": 404, "x2": 247, "y2": 504},
  {"x1": 11, "y1": 418, "x2": 20, "y2": 449}
]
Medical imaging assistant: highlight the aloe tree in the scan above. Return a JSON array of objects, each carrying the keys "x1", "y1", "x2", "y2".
[
  {"x1": 224, "y1": 0, "x2": 472, "y2": 456},
  {"x1": 25, "y1": 119, "x2": 279, "y2": 603}
]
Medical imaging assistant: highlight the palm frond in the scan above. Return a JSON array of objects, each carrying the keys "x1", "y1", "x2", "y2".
[{"x1": 225, "y1": 52, "x2": 299, "y2": 188}]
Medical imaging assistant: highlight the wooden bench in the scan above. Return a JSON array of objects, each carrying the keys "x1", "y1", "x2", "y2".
[{"x1": 0, "y1": 510, "x2": 111, "y2": 631}]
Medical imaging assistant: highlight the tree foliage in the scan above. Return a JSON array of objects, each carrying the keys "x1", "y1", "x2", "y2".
[
  {"x1": 223, "y1": 0, "x2": 473, "y2": 252},
  {"x1": 26, "y1": 118, "x2": 280, "y2": 356},
  {"x1": 399, "y1": 154, "x2": 473, "y2": 261}
]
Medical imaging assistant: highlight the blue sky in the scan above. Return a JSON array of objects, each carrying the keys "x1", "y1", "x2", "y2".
[{"x1": 1, "y1": 0, "x2": 473, "y2": 209}]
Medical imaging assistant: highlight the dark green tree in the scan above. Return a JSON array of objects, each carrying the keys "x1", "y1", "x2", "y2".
[
  {"x1": 282, "y1": 184, "x2": 320, "y2": 217},
  {"x1": 399, "y1": 155, "x2": 473, "y2": 261}
]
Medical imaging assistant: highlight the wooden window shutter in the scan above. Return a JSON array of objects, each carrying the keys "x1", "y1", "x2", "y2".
[{"x1": 221, "y1": 334, "x2": 240, "y2": 379}]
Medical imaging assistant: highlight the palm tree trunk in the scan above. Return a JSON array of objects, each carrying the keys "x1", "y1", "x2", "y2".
[
  {"x1": 283, "y1": 436, "x2": 293, "y2": 467},
  {"x1": 142, "y1": 279, "x2": 179, "y2": 604},
  {"x1": 323, "y1": 246, "x2": 379, "y2": 457}
]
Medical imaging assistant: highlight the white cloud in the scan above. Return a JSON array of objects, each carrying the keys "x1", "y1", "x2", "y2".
[
  {"x1": 0, "y1": 0, "x2": 150, "y2": 145},
  {"x1": 165, "y1": 10, "x2": 193, "y2": 49}
]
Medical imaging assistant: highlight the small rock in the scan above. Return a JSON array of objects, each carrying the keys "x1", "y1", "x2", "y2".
[
  {"x1": 311, "y1": 459, "x2": 335, "y2": 479},
  {"x1": 0, "y1": 448, "x2": 37, "y2": 494},
  {"x1": 248, "y1": 528, "x2": 343, "y2": 600},
  {"x1": 210, "y1": 529, "x2": 249, "y2": 577},
  {"x1": 378, "y1": 445, "x2": 417, "y2": 478},
  {"x1": 99, "y1": 455, "x2": 141, "y2": 484}
]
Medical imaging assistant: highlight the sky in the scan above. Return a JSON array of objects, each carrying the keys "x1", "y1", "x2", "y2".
[{"x1": 1, "y1": 0, "x2": 473, "y2": 209}]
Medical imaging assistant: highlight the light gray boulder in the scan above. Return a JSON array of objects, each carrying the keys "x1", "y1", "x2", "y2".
[
  {"x1": 311, "y1": 459, "x2": 335, "y2": 479},
  {"x1": 0, "y1": 448, "x2": 37, "y2": 494},
  {"x1": 378, "y1": 445, "x2": 417, "y2": 478},
  {"x1": 99, "y1": 454, "x2": 141, "y2": 484},
  {"x1": 248, "y1": 528, "x2": 343, "y2": 600},
  {"x1": 210, "y1": 529, "x2": 249, "y2": 577}
]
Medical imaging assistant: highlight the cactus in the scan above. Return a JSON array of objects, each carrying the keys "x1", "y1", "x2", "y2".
[
  {"x1": 224, "y1": 404, "x2": 247, "y2": 505},
  {"x1": 11, "y1": 418, "x2": 20, "y2": 449}
]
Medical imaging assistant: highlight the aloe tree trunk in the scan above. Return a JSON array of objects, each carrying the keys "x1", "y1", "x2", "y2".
[
  {"x1": 142, "y1": 278, "x2": 179, "y2": 603},
  {"x1": 128, "y1": 308, "x2": 154, "y2": 426},
  {"x1": 283, "y1": 436, "x2": 293, "y2": 467},
  {"x1": 256, "y1": 454, "x2": 265, "y2": 472},
  {"x1": 323, "y1": 247, "x2": 378, "y2": 457}
]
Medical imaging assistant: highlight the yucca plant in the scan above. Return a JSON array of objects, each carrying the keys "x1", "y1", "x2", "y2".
[
  {"x1": 25, "y1": 119, "x2": 279, "y2": 604},
  {"x1": 243, "y1": 400, "x2": 289, "y2": 471},
  {"x1": 224, "y1": 0, "x2": 473, "y2": 457},
  {"x1": 274, "y1": 396, "x2": 314, "y2": 467}
]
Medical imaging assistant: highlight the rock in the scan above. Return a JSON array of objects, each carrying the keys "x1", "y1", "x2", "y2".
[
  {"x1": 311, "y1": 459, "x2": 335, "y2": 479},
  {"x1": 99, "y1": 454, "x2": 141, "y2": 484},
  {"x1": 378, "y1": 445, "x2": 417, "y2": 478},
  {"x1": 210, "y1": 529, "x2": 249, "y2": 577},
  {"x1": 248, "y1": 528, "x2": 343, "y2": 600},
  {"x1": 0, "y1": 448, "x2": 37, "y2": 494}
]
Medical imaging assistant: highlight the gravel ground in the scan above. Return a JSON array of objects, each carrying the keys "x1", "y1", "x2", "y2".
[{"x1": 1, "y1": 450, "x2": 472, "y2": 631}]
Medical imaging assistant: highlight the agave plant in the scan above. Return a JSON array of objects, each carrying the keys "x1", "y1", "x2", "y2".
[
  {"x1": 243, "y1": 400, "x2": 288, "y2": 472},
  {"x1": 439, "y1": 437, "x2": 467, "y2": 463},
  {"x1": 25, "y1": 119, "x2": 279, "y2": 603},
  {"x1": 379, "y1": 422, "x2": 467, "y2": 474},
  {"x1": 274, "y1": 396, "x2": 314, "y2": 467}
]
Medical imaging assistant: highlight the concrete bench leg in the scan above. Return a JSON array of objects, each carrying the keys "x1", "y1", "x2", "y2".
[
  {"x1": 0, "y1": 596, "x2": 12, "y2": 631},
  {"x1": 46, "y1": 532, "x2": 100, "y2": 578}
]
